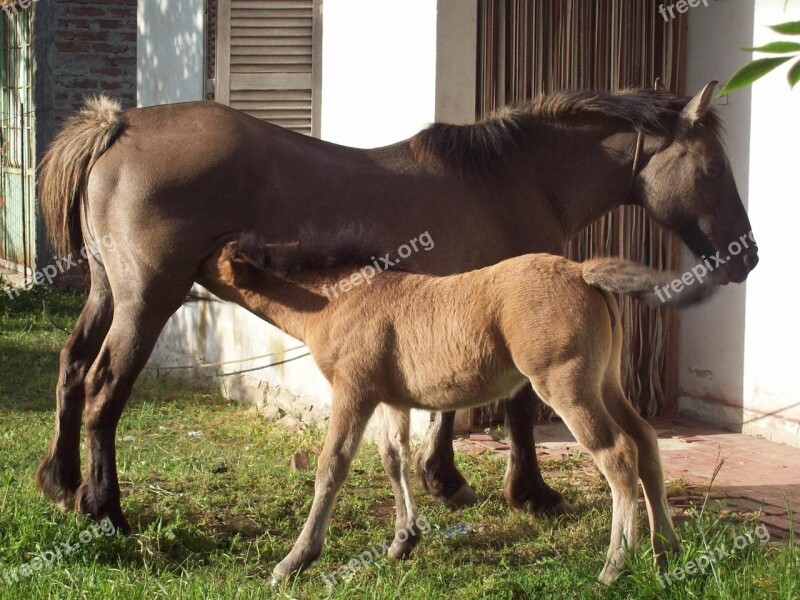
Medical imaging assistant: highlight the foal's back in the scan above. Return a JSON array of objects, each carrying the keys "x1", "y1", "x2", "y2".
[{"x1": 310, "y1": 253, "x2": 615, "y2": 412}]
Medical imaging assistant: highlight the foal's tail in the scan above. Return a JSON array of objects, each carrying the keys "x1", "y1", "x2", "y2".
[
  {"x1": 582, "y1": 258, "x2": 715, "y2": 309},
  {"x1": 39, "y1": 96, "x2": 126, "y2": 259}
]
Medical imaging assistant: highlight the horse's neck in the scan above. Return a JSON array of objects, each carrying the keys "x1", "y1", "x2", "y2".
[{"x1": 506, "y1": 122, "x2": 641, "y2": 240}]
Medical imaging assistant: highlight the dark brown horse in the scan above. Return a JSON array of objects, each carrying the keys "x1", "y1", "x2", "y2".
[{"x1": 36, "y1": 83, "x2": 757, "y2": 533}]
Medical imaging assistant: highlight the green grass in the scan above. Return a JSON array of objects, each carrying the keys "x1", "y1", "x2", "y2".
[{"x1": 0, "y1": 286, "x2": 798, "y2": 599}]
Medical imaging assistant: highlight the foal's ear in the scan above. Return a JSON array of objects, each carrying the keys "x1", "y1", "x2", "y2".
[
  {"x1": 229, "y1": 242, "x2": 271, "y2": 272},
  {"x1": 681, "y1": 81, "x2": 718, "y2": 125}
]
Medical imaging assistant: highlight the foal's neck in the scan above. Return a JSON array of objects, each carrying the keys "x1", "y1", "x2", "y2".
[{"x1": 236, "y1": 266, "x2": 369, "y2": 342}]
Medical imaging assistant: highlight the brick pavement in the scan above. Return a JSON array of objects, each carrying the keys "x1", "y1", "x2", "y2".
[{"x1": 457, "y1": 414, "x2": 799, "y2": 540}]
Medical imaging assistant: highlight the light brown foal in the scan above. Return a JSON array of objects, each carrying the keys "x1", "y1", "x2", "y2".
[{"x1": 199, "y1": 233, "x2": 710, "y2": 585}]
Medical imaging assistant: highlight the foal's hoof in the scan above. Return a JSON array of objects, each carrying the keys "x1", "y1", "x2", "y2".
[
  {"x1": 387, "y1": 530, "x2": 422, "y2": 560},
  {"x1": 598, "y1": 560, "x2": 626, "y2": 586},
  {"x1": 273, "y1": 546, "x2": 322, "y2": 582},
  {"x1": 441, "y1": 483, "x2": 481, "y2": 509}
]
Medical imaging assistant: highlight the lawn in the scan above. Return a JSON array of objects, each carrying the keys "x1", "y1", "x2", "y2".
[{"x1": 0, "y1": 286, "x2": 797, "y2": 599}]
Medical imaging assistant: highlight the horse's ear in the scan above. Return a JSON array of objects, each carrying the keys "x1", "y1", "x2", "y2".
[{"x1": 682, "y1": 81, "x2": 718, "y2": 124}]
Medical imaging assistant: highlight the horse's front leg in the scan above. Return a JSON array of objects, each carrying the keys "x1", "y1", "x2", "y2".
[
  {"x1": 504, "y1": 385, "x2": 573, "y2": 514},
  {"x1": 416, "y1": 411, "x2": 479, "y2": 508},
  {"x1": 273, "y1": 381, "x2": 377, "y2": 582}
]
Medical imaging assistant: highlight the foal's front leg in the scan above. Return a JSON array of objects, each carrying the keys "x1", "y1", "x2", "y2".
[
  {"x1": 273, "y1": 382, "x2": 377, "y2": 582},
  {"x1": 378, "y1": 405, "x2": 423, "y2": 559}
]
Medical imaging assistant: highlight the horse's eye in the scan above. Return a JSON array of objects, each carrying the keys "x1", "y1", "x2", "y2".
[{"x1": 705, "y1": 166, "x2": 722, "y2": 179}]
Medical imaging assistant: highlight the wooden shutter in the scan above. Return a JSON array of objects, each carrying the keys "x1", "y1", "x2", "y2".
[{"x1": 215, "y1": 0, "x2": 321, "y2": 136}]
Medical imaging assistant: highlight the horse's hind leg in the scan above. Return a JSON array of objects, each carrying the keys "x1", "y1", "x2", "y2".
[
  {"x1": 504, "y1": 385, "x2": 572, "y2": 514},
  {"x1": 416, "y1": 411, "x2": 479, "y2": 508},
  {"x1": 378, "y1": 405, "x2": 423, "y2": 559},
  {"x1": 273, "y1": 380, "x2": 378, "y2": 581},
  {"x1": 602, "y1": 383, "x2": 680, "y2": 566},
  {"x1": 36, "y1": 264, "x2": 113, "y2": 511},
  {"x1": 74, "y1": 279, "x2": 191, "y2": 533},
  {"x1": 530, "y1": 372, "x2": 639, "y2": 585}
]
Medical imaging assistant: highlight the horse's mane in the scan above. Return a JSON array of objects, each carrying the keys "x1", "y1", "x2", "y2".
[
  {"x1": 235, "y1": 225, "x2": 397, "y2": 275},
  {"x1": 410, "y1": 88, "x2": 723, "y2": 175}
]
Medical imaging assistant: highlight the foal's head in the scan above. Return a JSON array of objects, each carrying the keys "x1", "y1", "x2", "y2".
[{"x1": 634, "y1": 82, "x2": 758, "y2": 283}]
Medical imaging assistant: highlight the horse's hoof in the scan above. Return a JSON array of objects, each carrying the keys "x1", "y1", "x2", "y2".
[
  {"x1": 442, "y1": 483, "x2": 481, "y2": 509},
  {"x1": 56, "y1": 490, "x2": 76, "y2": 514},
  {"x1": 35, "y1": 456, "x2": 81, "y2": 512},
  {"x1": 533, "y1": 496, "x2": 574, "y2": 516},
  {"x1": 108, "y1": 511, "x2": 132, "y2": 536},
  {"x1": 506, "y1": 482, "x2": 573, "y2": 516},
  {"x1": 74, "y1": 484, "x2": 132, "y2": 535}
]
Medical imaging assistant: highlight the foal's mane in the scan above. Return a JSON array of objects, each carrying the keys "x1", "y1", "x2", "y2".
[
  {"x1": 235, "y1": 225, "x2": 397, "y2": 276},
  {"x1": 410, "y1": 88, "x2": 722, "y2": 175}
]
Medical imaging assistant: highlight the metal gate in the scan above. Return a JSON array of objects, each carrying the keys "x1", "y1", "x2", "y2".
[{"x1": 0, "y1": 9, "x2": 35, "y2": 280}]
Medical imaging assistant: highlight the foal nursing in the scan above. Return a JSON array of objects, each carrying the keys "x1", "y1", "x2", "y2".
[{"x1": 202, "y1": 232, "x2": 710, "y2": 585}]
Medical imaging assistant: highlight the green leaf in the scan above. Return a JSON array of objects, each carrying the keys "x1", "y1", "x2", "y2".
[
  {"x1": 719, "y1": 57, "x2": 792, "y2": 96},
  {"x1": 744, "y1": 41, "x2": 800, "y2": 54},
  {"x1": 769, "y1": 20, "x2": 800, "y2": 35},
  {"x1": 789, "y1": 59, "x2": 800, "y2": 89}
]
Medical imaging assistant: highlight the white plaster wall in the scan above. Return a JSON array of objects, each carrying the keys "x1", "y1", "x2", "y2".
[
  {"x1": 148, "y1": 0, "x2": 477, "y2": 439},
  {"x1": 137, "y1": 0, "x2": 205, "y2": 107},
  {"x1": 680, "y1": 0, "x2": 800, "y2": 447},
  {"x1": 320, "y1": 0, "x2": 438, "y2": 146},
  {"x1": 741, "y1": 0, "x2": 800, "y2": 445},
  {"x1": 679, "y1": 0, "x2": 754, "y2": 417}
]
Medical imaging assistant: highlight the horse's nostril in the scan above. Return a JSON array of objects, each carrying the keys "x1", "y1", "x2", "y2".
[{"x1": 743, "y1": 252, "x2": 759, "y2": 272}]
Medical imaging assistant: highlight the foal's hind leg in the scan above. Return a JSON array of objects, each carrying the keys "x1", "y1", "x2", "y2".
[
  {"x1": 532, "y1": 375, "x2": 639, "y2": 585},
  {"x1": 36, "y1": 266, "x2": 113, "y2": 511},
  {"x1": 378, "y1": 405, "x2": 423, "y2": 559},
  {"x1": 74, "y1": 282, "x2": 190, "y2": 533},
  {"x1": 603, "y1": 384, "x2": 680, "y2": 566},
  {"x1": 273, "y1": 381, "x2": 378, "y2": 581}
]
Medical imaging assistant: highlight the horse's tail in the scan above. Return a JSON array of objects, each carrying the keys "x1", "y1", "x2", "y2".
[
  {"x1": 582, "y1": 257, "x2": 715, "y2": 309},
  {"x1": 39, "y1": 95, "x2": 126, "y2": 259}
]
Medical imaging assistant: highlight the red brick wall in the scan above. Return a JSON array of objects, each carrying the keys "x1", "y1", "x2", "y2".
[
  {"x1": 48, "y1": 0, "x2": 137, "y2": 122},
  {"x1": 33, "y1": 0, "x2": 138, "y2": 263}
]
